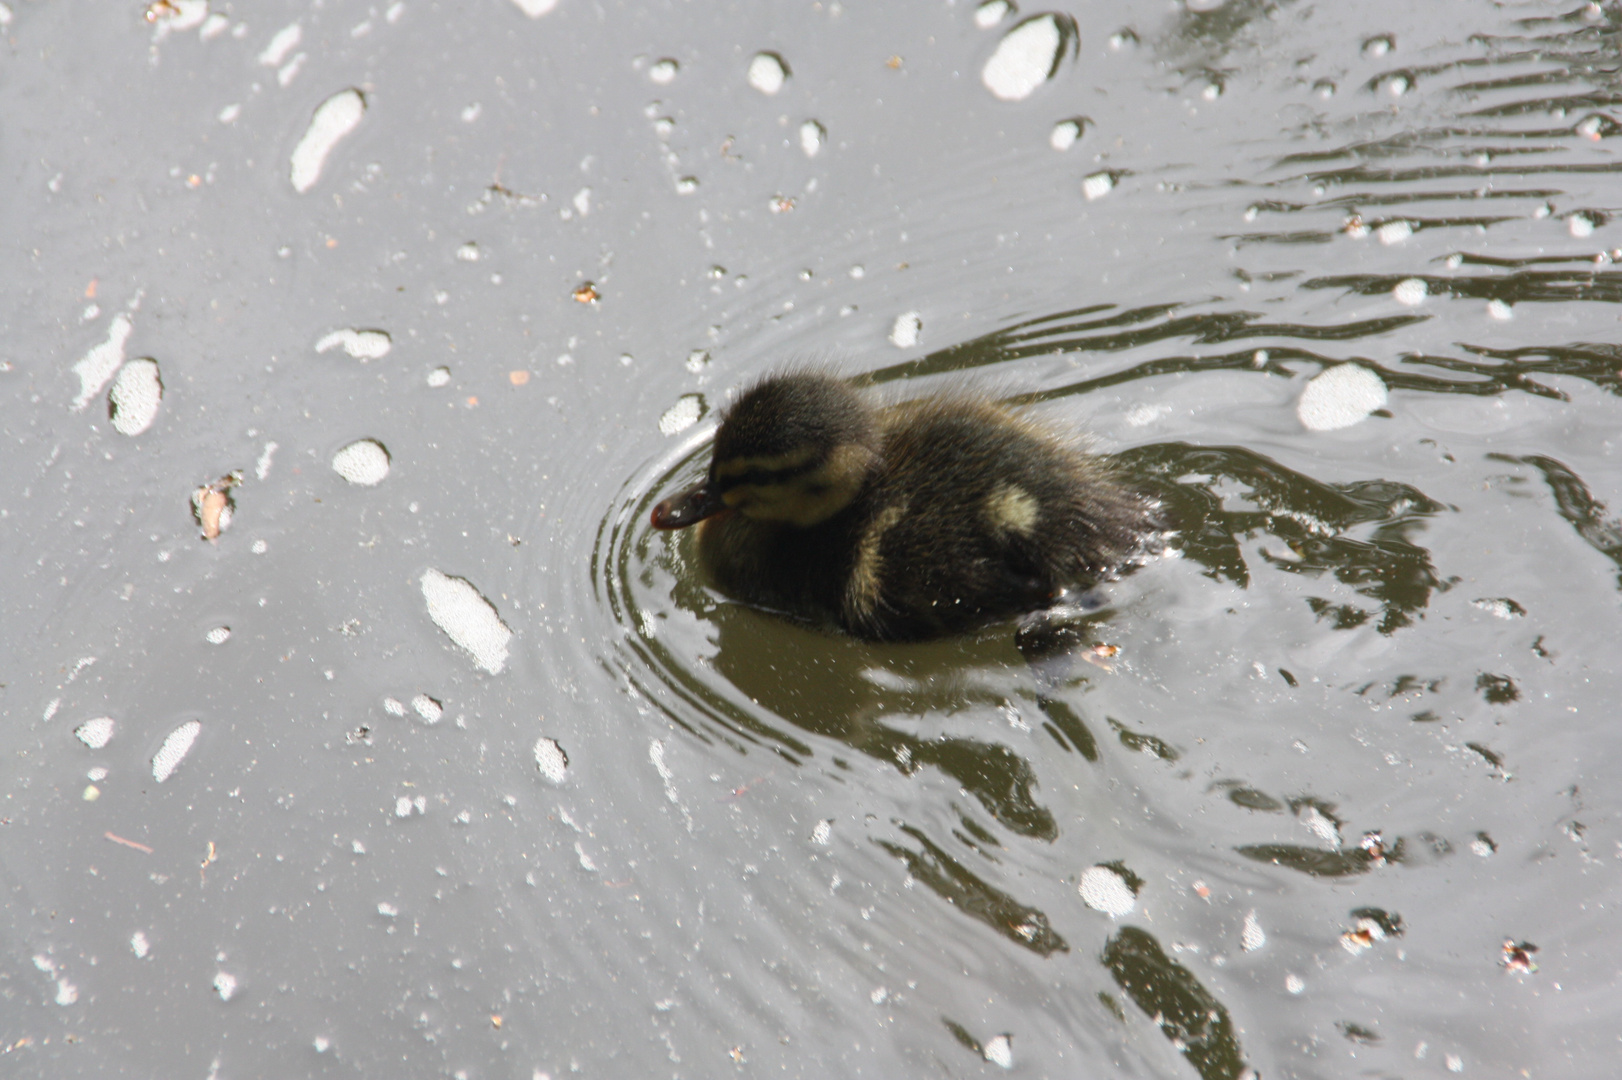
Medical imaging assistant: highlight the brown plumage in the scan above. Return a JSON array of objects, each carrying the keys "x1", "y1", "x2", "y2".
[{"x1": 652, "y1": 372, "x2": 1157, "y2": 641}]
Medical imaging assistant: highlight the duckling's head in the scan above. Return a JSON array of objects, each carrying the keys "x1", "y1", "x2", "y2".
[{"x1": 652, "y1": 372, "x2": 881, "y2": 530}]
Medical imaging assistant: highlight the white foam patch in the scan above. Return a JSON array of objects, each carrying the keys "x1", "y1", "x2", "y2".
[
  {"x1": 534, "y1": 737, "x2": 568, "y2": 783},
  {"x1": 213, "y1": 971, "x2": 237, "y2": 1001},
  {"x1": 205, "y1": 626, "x2": 231, "y2": 644},
  {"x1": 332, "y1": 439, "x2": 391, "y2": 485},
  {"x1": 421, "y1": 569, "x2": 512, "y2": 674},
  {"x1": 130, "y1": 931, "x2": 150, "y2": 959},
  {"x1": 1082, "y1": 171, "x2": 1114, "y2": 200},
  {"x1": 258, "y1": 23, "x2": 302, "y2": 66},
  {"x1": 290, "y1": 89, "x2": 366, "y2": 194},
  {"x1": 74, "y1": 717, "x2": 115, "y2": 749},
  {"x1": 889, "y1": 311, "x2": 923, "y2": 348},
  {"x1": 152, "y1": 720, "x2": 201, "y2": 782},
  {"x1": 411, "y1": 694, "x2": 443, "y2": 723},
  {"x1": 1078, "y1": 865, "x2": 1136, "y2": 916},
  {"x1": 658, "y1": 394, "x2": 704, "y2": 435},
  {"x1": 799, "y1": 119, "x2": 826, "y2": 157},
  {"x1": 747, "y1": 52, "x2": 788, "y2": 95},
  {"x1": 982, "y1": 15, "x2": 1064, "y2": 101},
  {"x1": 315, "y1": 328, "x2": 391, "y2": 360},
  {"x1": 1242, "y1": 909, "x2": 1267, "y2": 952},
  {"x1": 510, "y1": 0, "x2": 558, "y2": 16},
  {"x1": 1393, "y1": 277, "x2": 1428, "y2": 306},
  {"x1": 109, "y1": 358, "x2": 162, "y2": 435},
  {"x1": 1297, "y1": 363, "x2": 1388, "y2": 431},
  {"x1": 72, "y1": 314, "x2": 134, "y2": 411},
  {"x1": 983, "y1": 1034, "x2": 1013, "y2": 1069}
]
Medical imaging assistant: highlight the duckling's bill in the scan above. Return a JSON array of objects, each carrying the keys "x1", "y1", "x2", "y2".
[{"x1": 651, "y1": 482, "x2": 727, "y2": 529}]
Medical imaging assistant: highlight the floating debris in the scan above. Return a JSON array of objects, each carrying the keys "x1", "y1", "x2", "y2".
[
  {"x1": 1079, "y1": 864, "x2": 1137, "y2": 916},
  {"x1": 109, "y1": 357, "x2": 162, "y2": 435},
  {"x1": 572, "y1": 281, "x2": 600, "y2": 304},
  {"x1": 151, "y1": 720, "x2": 201, "y2": 783},
  {"x1": 258, "y1": 22, "x2": 302, "y2": 66},
  {"x1": 747, "y1": 52, "x2": 789, "y2": 95},
  {"x1": 534, "y1": 736, "x2": 568, "y2": 784},
  {"x1": 315, "y1": 328, "x2": 392, "y2": 361},
  {"x1": 192, "y1": 472, "x2": 242, "y2": 541},
  {"x1": 130, "y1": 931, "x2": 150, "y2": 959},
  {"x1": 74, "y1": 717, "x2": 115, "y2": 749},
  {"x1": 213, "y1": 971, "x2": 237, "y2": 1002},
  {"x1": 1500, "y1": 939, "x2": 1538, "y2": 974},
  {"x1": 290, "y1": 89, "x2": 366, "y2": 194},
  {"x1": 975, "y1": 0, "x2": 1012, "y2": 29},
  {"x1": 420, "y1": 569, "x2": 512, "y2": 674},
  {"x1": 649, "y1": 58, "x2": 679, "y2": 84},
  {"x1": 1376, "y1": 220, "x2": 1412, "y2": 245},
  {"x1": 331, "y1": 439, "x2": 391, "y2": 486},
  {"x1": 982, "y1": 14, "x2": 1076, "y2": 102},
  {"x1": 411, "y1": 694, "x2": 443, "y2": 723},
  {"x1": 1472, "y1": 597, "x2": 1525, "y2": 619},
  {"x1": 205, "y1": 626, "x2": 231, "y2": 644},
  {"x1": 72, "y1": 313, "x2": 134, "y2": 411},
  {"x1": 889, "y1": 311, "x2": 923, "y2": 348},
  {"x1": 1297, "y1": 363, "x2": 1387, "y2": 431},
  {"x1": 658, "y1": 393, "x2": 705, "y2": 435},
  {"x1": 509, "y1": 0, "x2": 558, "y2": 16},
  {"x1": 427, "y1": 366, "x2": 451, "y2": 387},
  {"x1": 811, "y1": 819, "x2": 832, "y2": 846}
]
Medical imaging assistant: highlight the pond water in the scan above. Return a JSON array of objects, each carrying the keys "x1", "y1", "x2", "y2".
[{"x1": 3, "y1": 1, "x2": 1620, "y2": 1077}]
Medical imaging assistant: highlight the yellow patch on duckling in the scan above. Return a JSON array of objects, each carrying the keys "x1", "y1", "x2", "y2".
[
  {"x1": 985, "y1": 483, "x2": 1040, "y2": 536},
  {"x1": 846, "y1": 502, "x2": 907, "y2": 619}
]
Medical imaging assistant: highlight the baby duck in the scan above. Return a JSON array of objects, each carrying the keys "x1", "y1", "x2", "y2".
[{"x1": 652, "y1": 371, "x2": 1156, "y2": 642}]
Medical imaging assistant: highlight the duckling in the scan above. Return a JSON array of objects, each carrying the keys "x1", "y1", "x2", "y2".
[{"x1": 651, "y1": 371, "x2": 1156, "y2": 641}]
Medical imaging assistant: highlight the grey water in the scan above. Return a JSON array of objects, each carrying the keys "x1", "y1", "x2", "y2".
[{"x1": 3, "y1": 1, "x2": 1620, "y2": 1077}]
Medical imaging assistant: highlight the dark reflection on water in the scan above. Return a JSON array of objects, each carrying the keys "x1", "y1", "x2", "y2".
[
  {"x1": 875, "y1": 824, "x2": 1068, "y2": 957},
  {"x1": 1102, "y1": 926, "x2": 1250, "y2": 1080},
  {"x1": 1499, "y1": 453, "x2": 1622, "y2": 585}
]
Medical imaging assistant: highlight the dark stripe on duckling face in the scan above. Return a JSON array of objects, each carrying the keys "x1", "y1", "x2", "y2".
[{"x1": 714, "y1": 442, "x2": 876, "y2": 526}]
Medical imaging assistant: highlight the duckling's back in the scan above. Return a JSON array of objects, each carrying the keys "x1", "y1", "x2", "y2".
[{"x1": 840, "y1": 396, "x2": 1154, "y2": 640}]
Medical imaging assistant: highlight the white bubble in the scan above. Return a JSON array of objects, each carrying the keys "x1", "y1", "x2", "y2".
[
  {"x1": 420, "y1": 569, "x2": 513, "y2": 674},
  {"x1": 72, "y1": 313, "x2": 134, "y2": 411},
  {"x1": 331, "y1": 439, "x2": 391, "y2": 486},
  {"x1": 213, "y1": 971, "x2": 237, "y2": 1001},
  {"x1": 455, "y1": 241, "x2": 481, "y2": 262},
  {"x1": 411, "y1": 695, "x2": 443, "y2": 723},
  {"x1": 427, "y1": 366, "x2": 452, "y2": 387},
  {"x1": 56, "y1": 979, "x2": 78, "y2": 1006},
  {"x1": 1285, "y1": 973, "x2": 1304, "y2": 994},
  {"x1": 1298, "y1": 363, "x2": 1388, "y2": 431},
  {"x1": 509, "y1": 0, "x2": 558, "y2": 16},
  {"x1": 1242, "y1": 909, "x2": 1266, "y2": 952},
  {"x1": 888, "y1": 311, "x2": 923, "y2": 348},
  {"x1": 258, "y1": 23, "x2": 302, "y2": 66},
  {"x1": 1082, "y1": 172, "x2": 1114, "y2": 200},
  {"x1": 982, "y1": 15, "x2": 1067, "y2": 102},
  {"x1": 1486, "y1": 299, "x2": 1514, "y2": 321},
  {"x1": 151, "y1": 720, "x2": 201, "y2": 783},
  {"x1": 315, "y1": 328, "x2": 392, "y2": 360},
  {"x1": 382, "y1": 697, "x2": 406, "y2": 717},
  {"x1": 1079, "y1": 865, "x2": 1136, "y2": 916},
  {"x1": 649, "y1": 58, "x2": 679, "y2": 84},
  {"x1": 1392, "y1": 278, "x2": 1428, "y2": 306},
  {"x1": 290, "y1": 89, "x2": 366, "y2": 194},
  {"x1": 205, "y1": 626, "x2": 231, "y2": 645},
  {"x1": 534, "y1": 736, "x2": 569, "y2": 784},
  {"x1": 799, "y1": 119, "x2": 826, "y2": 157},
  {"x1": 377, "y1": 901, "x2": 399, "y2": 917},
  {"x1": 394, "y1": 796, "x2": 414, "y2": 817},
  {"x1": 1570, "y1": 213, "x2": 1596, "y2": 238},
  {"x1": 811, "y1": 819, "x2": 832, "y2": 845},
  {"x1": 130, "y1": 931, "x2": 150, "y2": 959},
  {"x1": 983, "y1": 1034, "x2": 1013, "y2": 1069},
  {"x1": 747, "y1": 52, "x2": 788, "y2": 95},
  {"x1": 74, "y1": 717, "x2": 115, "y2": 750}
]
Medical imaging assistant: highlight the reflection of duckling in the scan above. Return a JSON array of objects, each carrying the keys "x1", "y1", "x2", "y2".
[{"x1": 652, "y1": 371, "x2": 1157, "y2": 641}]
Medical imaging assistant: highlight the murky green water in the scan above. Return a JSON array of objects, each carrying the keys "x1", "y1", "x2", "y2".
[{"x1": 3, "y1": 1, "x2": 1619, "y2": 1077}]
